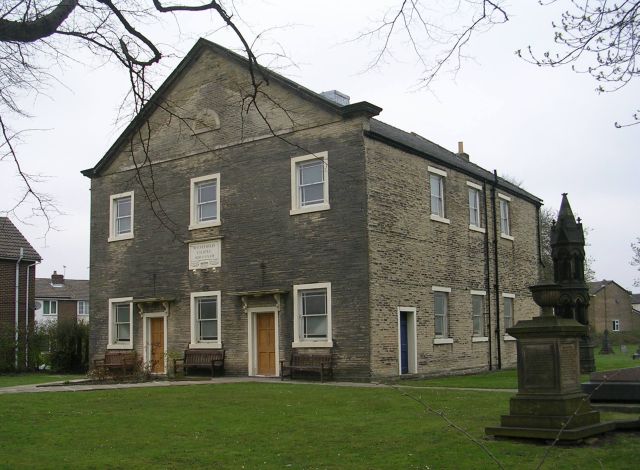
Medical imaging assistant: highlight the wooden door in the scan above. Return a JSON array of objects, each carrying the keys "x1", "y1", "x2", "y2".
[
  {"x1": 257, "y1": 312, "x2": 276, "y2": 376},
  {"x1": 150, "y1": 317, "x2": 164, "y2": 373}
]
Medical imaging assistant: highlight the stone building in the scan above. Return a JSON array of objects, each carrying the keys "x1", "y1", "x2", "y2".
[
  {"x1": 82, "y1": 39, "x2": 542, "y2": 379},
  {"x1": 35, "y1": 272, "x2": 90, "y2": 325},
  {"x1": 0, "y1": 217, "x2": 41, "y2": 370},
  {"x1": 587, "y1": 280, "x2": 640, "y2": 334}
]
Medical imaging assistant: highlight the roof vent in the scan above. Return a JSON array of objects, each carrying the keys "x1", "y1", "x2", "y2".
[{"x1": 320, "y1": 90, "x2": 350, "y2": 106}]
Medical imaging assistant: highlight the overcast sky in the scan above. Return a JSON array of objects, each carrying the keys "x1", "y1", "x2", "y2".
[{"x1": 2, "y1": 1, "x2": 639, "y2": 290}]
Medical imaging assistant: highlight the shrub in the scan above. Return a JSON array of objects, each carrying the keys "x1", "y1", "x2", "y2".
[
  {"x1": 46, "y1": 320, "x2": 90, "y2": 373},
  {"x1": 0, "y1": 324, "x2": 49, "y2": 372}
]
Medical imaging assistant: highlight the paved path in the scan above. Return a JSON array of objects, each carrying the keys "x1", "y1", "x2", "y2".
[{"x1": 0, "y1": 377, "x2": 517, "y2": 395}]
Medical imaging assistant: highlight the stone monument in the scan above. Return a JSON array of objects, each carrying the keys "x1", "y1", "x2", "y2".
[
  {"x1": 486, "y1": 195, "x2": 613, "y2": 440},
  {"x1": 549, "y1": 195, "x2": 595, "y2": 373}
]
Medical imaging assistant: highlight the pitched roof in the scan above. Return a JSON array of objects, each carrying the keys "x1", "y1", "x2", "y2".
[
  {"x1": 366, "y1": 120, "x2": 542, "y2": 204},
  {"x1": 0, "y1": 217, "x2": 41, "y2": 261},
  {"x1": 588, "y1": 280, "x2": 631, "y2": 296},
  {"x1": 80, "y1": 39, "x2": 542, "y2": 205},
  {"x1": 35, "y1": 278, "x2": 89, "y2": 300},
  {"x1": 631, "y1": 293, "x2": 640, "y2": 304},
  {"x1": 82, "y1": 38, "x2": 381, "y2": 179}
]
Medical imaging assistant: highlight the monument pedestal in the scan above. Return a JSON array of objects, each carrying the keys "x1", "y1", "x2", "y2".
[
  {"x1": 486, "y1": 315, "x2": 614, "y2": 441},
  {"x1": 579, "y1": 335, "x2": 596, "y2": 374}
]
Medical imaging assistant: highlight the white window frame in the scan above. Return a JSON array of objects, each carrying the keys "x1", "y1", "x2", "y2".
[
  {"x1": 428, "y1": 166, "x2": 450, "y2": 224},
  {"x1": 189, "y1": 174, "x2": 221, "y2": 230},
  {"x1": 292, "y1": 282, "x2": 333, "y2": 348},
  {"x1": 503, "y1": 293, "x2": 516, "y2": 340},
  {"x1": 190, "y1": 291, "x2": 222, "y2": 349},
  {"x1": 290, "y1": 152, "x2": 330, "y2": 215},
  {"x1": 108, "y1": 191, "x2": 134, "y2": 242},
  {"x1": 471, "y1": 290, "x2": 488, "y2": 341},
  {"x1": 498, "y1": 193, "x2": 514, "y2": 240},
  {"x1": 467, "y1": 182, "x2": 485, "y2": 233},
  {"x1": 611, "y1": 319, "x2": 620, "y2": 332},
  {"x1": 77, "y1": 300, "x2": 89, "y2": 317},
  {"x1": 107, "y1": 297, "x2": 133, "y2": 350},
  {"x1": 397, "y1": 307, "x2": 418, "y2": 375},
  {"x1": 42, "y1": 299, "x2": 58, "y2": 316},
  {"x1": 432, "y1": 286, "x2": 453, "y2": 343}
]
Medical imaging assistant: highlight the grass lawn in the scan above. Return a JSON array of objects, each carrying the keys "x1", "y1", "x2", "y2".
[
  {"x1": 0, "y1": 383, "x2": 638, "y2": 469},
  {"x1": 0, "y1": 373, "x2": 86, "y2": 388},
  {"x1": 401, "y1": 345, "x2": 639, "y2": 389}
]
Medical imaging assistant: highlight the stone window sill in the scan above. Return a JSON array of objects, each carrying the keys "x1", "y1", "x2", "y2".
[
  {"x1": 433, "y1": 338, "x2": 453, "y2": 345},
  {"x1": 472, "y1": 336, "x2": 489, "y2": 343},
  {"x1": 430, "y1": 214, "x2": 450, "y2": 224}
]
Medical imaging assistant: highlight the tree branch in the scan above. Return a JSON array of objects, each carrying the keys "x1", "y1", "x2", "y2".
[{"x1": 0, "y1": 0, "x2": 77, "y2": 42}]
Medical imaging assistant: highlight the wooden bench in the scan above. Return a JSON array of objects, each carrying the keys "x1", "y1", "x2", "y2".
[
  {"x1": 174, "y1": 349, "x2": 225, "y2": 377},
  {"x1": 93, "y1": 351, "x2": 137, "y2": 377},
  {"x1": 280, "y1": 351, "x2": 333, "y2": 382}
]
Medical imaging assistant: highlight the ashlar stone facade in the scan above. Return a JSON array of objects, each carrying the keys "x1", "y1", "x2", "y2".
[{"x1": 83, "y1": 39, "x2": 542, "y2": 380}]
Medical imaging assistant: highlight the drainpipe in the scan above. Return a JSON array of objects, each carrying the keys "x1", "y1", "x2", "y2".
[
  {"x1": 25, "y1": 261, "x2": 39, "y2": 369},
  {"x1": 482, "y1": 180, "x2": 492, "y2": 370},
  {"x1": 535, "y1": 205, "x2": 543, "y2": 278},
  {"x1": 491, "y1": 171, "x2": 502, "y2": 370},
  {"x1": 15, "y1": 247, "x2": 24, "y2": 370}
]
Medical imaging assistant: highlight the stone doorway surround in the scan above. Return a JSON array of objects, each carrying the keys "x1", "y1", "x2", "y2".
[
  {"x1": 229, "y1": 289, "x2": 288, "y2": 378},
  {"x1": 249, "y1": 308, "x2": 279, "y2": 377},
  {"x1": 135, "y1": 298, "x2": 172, "y2": 375}
]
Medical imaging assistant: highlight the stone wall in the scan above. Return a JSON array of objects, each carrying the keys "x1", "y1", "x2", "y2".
[
  {"x1": 364, "y1": 137, "x2": 540, "y2": 378},
  {"x1": 588, "y1": 283, "x2": 638, "y2": 333},
  {"x1": 88, "y1": 50, "x2": 372, "y2": 379}
]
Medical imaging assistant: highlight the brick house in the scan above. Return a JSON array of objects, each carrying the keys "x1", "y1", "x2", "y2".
[
  {"x1": 82, "y1": 39, "x2": 542, "y2": 379},
  {"x1": 0, "y1": 217, "x2": 41, "y2": 370},
  {"x1": 587, "y1": 280, "x2": 640, "y2": 334},
  {"x1": 35, "y1": 272, "x2": 89, "y2": 325}
]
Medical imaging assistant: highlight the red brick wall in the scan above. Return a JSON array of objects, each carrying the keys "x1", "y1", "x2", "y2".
[
  {"x1": 0, "y1": 260, "x2": 36, "y2": 331},
  {"x1": 0, "y1": 259, "x2": 37, "y2": 368},
  {"x1": 58, "y1": 300, "x2": 78, "y2": 324}
]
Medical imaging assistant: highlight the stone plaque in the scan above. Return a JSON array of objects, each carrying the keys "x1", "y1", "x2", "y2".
[
  {"x1": 189, "y1": 240, "x2": 221, "y2": 270},
  {"x1": 522, "y1": 343, "x2": 556, "y2": 390}
]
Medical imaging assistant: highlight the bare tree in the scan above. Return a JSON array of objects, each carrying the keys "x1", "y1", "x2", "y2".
[
  {"x1": 0, "y1": 0, "x2": 266, "y2": 227},
  {"x1": 631, "y1": 237, "x2": 640, "y2": 286},
  {"x1": 363, "y1": 1, "x2": 639, "y2": 125}
]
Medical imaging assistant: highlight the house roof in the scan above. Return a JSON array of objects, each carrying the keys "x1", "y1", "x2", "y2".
[
  {"x1": 588, "y1": 280, "x2": 631, "y2": 296},
  {"x1": 35, "y1": 278, "x2": 89, "y2": 300},
  {"x1": 81, "y1": 38, "x2": 382, "y2": 179},
  {"x1": 0, "y1": 217, "x2": 41, "y2": 262},
  {"x1": 81, "y1": 39, "x2": 542, "y2": 205},
  {"x1": 631, "y1": 293, "x2": 640, "y2": 304},
  {"x1": 366, "y1": 120, "x2": 542, "y2": 204}
]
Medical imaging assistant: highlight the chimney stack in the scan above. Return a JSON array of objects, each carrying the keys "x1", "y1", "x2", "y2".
[
  {"x1": 320, "y1": 90, "x2": 350, "y2": 106},
  {"x1": 51, "y1": 271, "x2": 64, "y2": 286},
  {"x1": 457, "y1": 141, "x2": 470, "y2": 161}
]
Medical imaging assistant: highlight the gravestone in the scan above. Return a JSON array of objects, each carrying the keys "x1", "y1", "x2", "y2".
[
  {"x1": 582, "y1": 367, "x2": 640, "y2": 403},
  {"x1": 600, "y1": 329, "x2": 614, "y2": 355}
]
